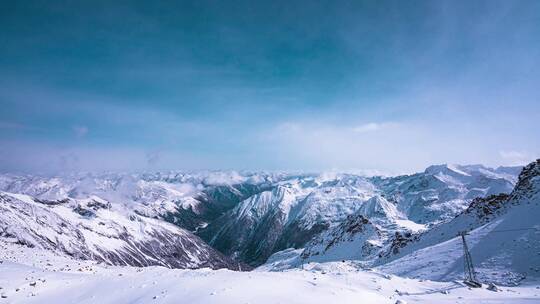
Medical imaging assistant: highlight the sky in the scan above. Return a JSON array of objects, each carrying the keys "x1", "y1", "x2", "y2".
[{"x1": 0, "y1": 0, "x2": 539, "y2": 174}]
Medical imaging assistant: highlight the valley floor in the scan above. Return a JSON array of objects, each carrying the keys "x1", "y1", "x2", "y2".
[{"x1": 1, "y1": 241, "x2": 539, "y2": 304}]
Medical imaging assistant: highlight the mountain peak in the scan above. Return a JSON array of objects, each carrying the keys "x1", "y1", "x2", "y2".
[
  {"x1": 509, "y1": 159, "x2": 540, "y2": 202},
  {"x1": 424, "y1": 164, "x2": 470, "y2": 176}
]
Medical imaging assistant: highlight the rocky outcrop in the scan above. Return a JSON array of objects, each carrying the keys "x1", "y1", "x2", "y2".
[{"x1": 300, "y1": 214, "x2": 381, "y2": 262}]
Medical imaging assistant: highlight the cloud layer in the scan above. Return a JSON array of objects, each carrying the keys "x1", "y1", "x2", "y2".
[{"x1": 0, "y1": 1, "x2": 539, "y2": 173}]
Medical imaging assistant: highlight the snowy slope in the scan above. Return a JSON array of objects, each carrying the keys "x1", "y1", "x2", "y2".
[
  {"x1": 376, "y1": 160, "x2": 540, "y2": 285},
  {"x1": 1, "y1": 240, "x2": 538, "y2": 303},
  {"x1": 0, "y1": 191, "x2": 240, "y2": 270}
]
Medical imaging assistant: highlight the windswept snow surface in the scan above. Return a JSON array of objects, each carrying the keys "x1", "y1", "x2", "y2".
[{"x1": 1, "y1": 241, "x2": 539, "y2": 304}]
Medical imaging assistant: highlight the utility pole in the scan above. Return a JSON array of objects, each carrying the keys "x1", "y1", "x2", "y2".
[
  {"x1": 299, "y1": 253, "x2": 306, "y2": 270},
  {"x1": 459, "y1": 231, "x2": 481, "y2": 288}
]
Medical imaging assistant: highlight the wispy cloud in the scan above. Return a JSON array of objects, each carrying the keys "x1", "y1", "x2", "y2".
[
  {"x1": 72, "y1": 126, "x2": 89, "y2": 138},
  {"x1": 260, "y1": 121, "x2": 435, "y2": 173},
  {"x1": 352, "y1": 122, "x2": 397, "y2": 133},
  {"x1": 499, "y1": 150, "x2": 532, "y2": 166}
]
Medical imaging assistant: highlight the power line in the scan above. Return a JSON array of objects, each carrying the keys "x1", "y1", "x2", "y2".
[
  {"x1": 488, "y1": 227, "x2": 538, "y2": 233},
  {"x1": 463, "y1": 227, "x2": 539, "y2": 235}
]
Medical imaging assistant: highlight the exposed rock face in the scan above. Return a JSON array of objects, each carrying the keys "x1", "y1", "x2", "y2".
[
  {"x1": 508, "y1": 159, "x2": 540, "y2": 202},
  {"x1": 300, "y1": 214, "x2": 381, "y2": 262},
  {"x1": 464, "y1": 193, "x2": 510, "y2": 219},
  {"x1": 384, "y1": 231, "x2": 418, "y2": 256},
  {"x1": 0, "y1": 192, "x2": 241, "y2": 270}
]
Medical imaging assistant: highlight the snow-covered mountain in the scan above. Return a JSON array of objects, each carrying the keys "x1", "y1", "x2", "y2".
[
  {"x1": 0, "y1": 171, "x2": 274, "y2": 225},
  {"x1": 371, "y1": 164, "x2": 518, "y2": 224},
  {"x1": 198, "y1": 175, "x2": 379, "y2": 265},
  {"x1": 375, "y1": 159, "x2": 540, "y2": 285},
  {"x1": 200, "y1": 165, "x2": 519, "y2": 265},
  {"x1": 263, "y1": 160, "x2": 538, "y2": 286},
  {"x1": 0, "y1": 191, "x2": 240, "y2": 270},
  {"x1": 0, "y1": 164, "x2": 521, "y2": 268}
]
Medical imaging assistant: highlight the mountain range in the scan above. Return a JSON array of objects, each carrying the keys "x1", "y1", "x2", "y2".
[{"x1": 0, "y1": 163, "x2": 526, "y2": 276}]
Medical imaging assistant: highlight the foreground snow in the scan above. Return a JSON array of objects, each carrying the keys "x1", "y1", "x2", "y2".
[{"x1": 1, "y1": 242, "x2": 539, "y2": 304}]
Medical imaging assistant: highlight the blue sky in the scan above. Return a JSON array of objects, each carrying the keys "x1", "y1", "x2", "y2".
[{"x1": 1, "y1": 1, "x2": 539, "y2": 174}]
